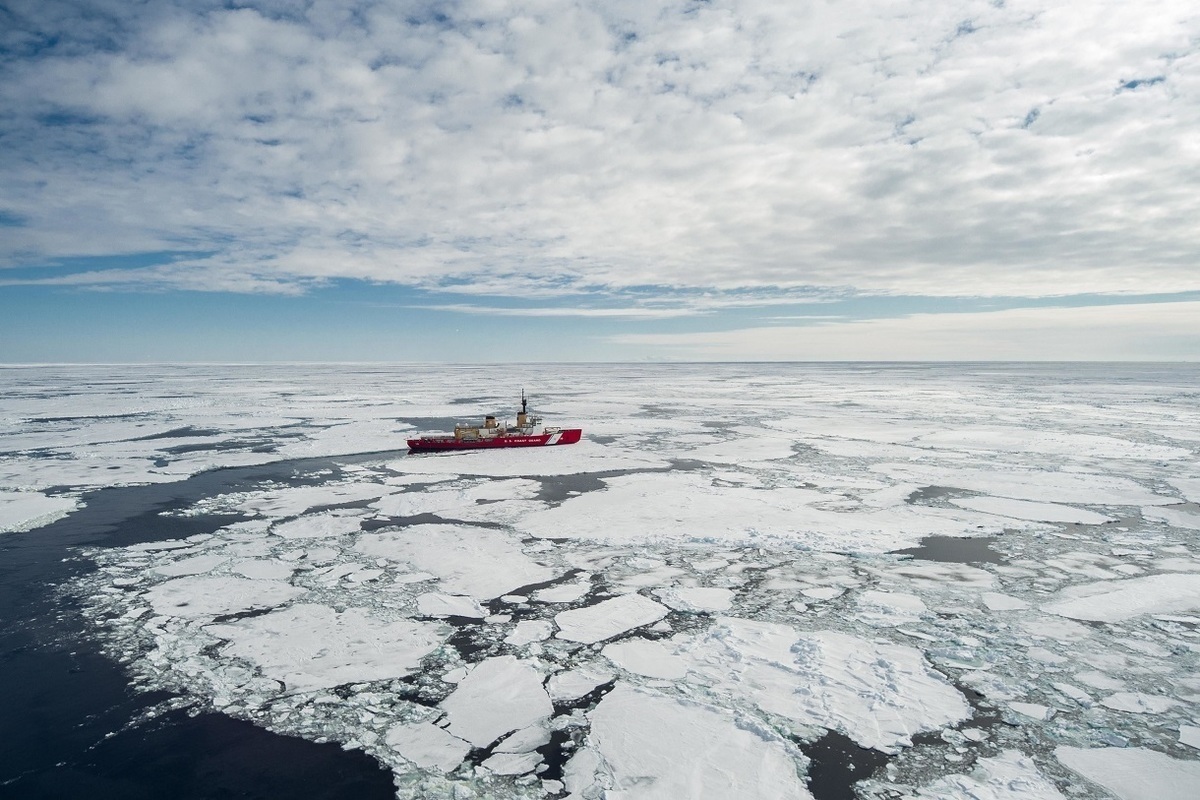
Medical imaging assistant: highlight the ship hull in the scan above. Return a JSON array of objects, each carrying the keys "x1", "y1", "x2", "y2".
[{"x1": 407, "y1": 428, "x2": 582, "y2": 453}]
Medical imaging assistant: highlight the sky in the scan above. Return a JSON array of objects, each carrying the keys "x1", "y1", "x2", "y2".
[{"x1": 1, "y1": 0, "x2": 1198, "y2": 362}]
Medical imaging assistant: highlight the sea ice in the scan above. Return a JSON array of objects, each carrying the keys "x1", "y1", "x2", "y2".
[
  {"x1": 1100, "y1": 692, "x2": 1179, "y2": 714},
  {"x1": 855, "y1": 590, "x2": 927, "y2": 626},
  {"x1": 1043, "y1": 573, "x2": 1200, "y2": 622},
  {"x1": 518, "y1": 471, "x2": 972, "y2": 551},
  {"x1": 546, "y1": 666, "x2": 614, "y2": 703},
  {"x1": 1180, "y1": 725, "x2": 1200, "y2": 750},
  {"x1": 151, "y1": 554, "x2": 228, "y2": 577},
  {"x1": 652, "y1": 586, "x2": 735, "y2": 612},
  {"x1": 602, "y1": 639, "x2": 689, "y2": 680},
  {"x1": 981, "y1": 592, "x2": 1030, "y2": 611},
  {"x1": 415, "y1": 593, "x2": 486, "y2": 619},
  {"x1": 949, "y1": 496, "x2": 1112, "y2": 524},
  {"x1": 356, "y1": 524, "x2": 559, "y2": 600},
  {"x1": 440, "y1": 656, "x2": 553, "y2": 748},
  {"x1": 144, "y1": 575, "x2": 306, "y2": 619},
  {"x1": 572, "y1": 684, "x2": 812, "y2": 799},
  {"x1": 1056, "y1": 746, "x2": 1200, "y2": 800},
  {"x1": 207, "y1": 604, "x2": 447, "y2": 692},
  {"x1": 679, "y1": 618, "x2": 970, "y2": 753},
  {"x1": 1008, "y1": 702, "x2": 1054, "y2": 721},
  {"x1": 553, "y1": 593, "x2": 669, "y2": 644},
  {"x1": 270, "y1": 511, "x2": 364, "y2": 539},
  {"x1": 532, "y1": 581, "x2": 591, "y2": 603},
  {"x1": 902, "y1": 750, "x2": 1066, "y2": 800},
  {"x1": 0, "y1": 489, "x2": 78, "y2": 532},
  {"x1": 385, "y1": 722, "x2": 471, "y2": 773},
  {"x1": 503, "y1": 620, "x2": 553, "y2": 646}
]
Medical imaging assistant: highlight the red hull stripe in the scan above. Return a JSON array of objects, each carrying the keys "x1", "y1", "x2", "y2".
[{"x1": 407, "y1": 428, "x2": 582, "y2": 452}]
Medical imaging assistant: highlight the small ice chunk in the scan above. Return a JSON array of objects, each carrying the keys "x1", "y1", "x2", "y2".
[
  {"x1": 416, "y1": 593, "x2": 485, "y2": 619},
  {"x1": 385, "y1": 721, "x2": 471, "y2": 773},
  {"x1": 547, "y1": 666, "x2": 614, "y2": 702},
  {"x1": 1100, "y1": 692, "x2": 1179, "y2": 714},
  {"x1": 653, "y1": 586, "x2": 735, "y2": 612},
  {"x1": 801, "y1": 586, "x2": 844, "y2": 601},
  {"x1": 504, "y1": 620, "x2": 554, "y2": 646},
  {"x1": 441, "y1": 656, "x2": 553, "y2": 747},
  {"x1": 603, "y1": 639, "x2": 689, "y2": 680},
  {"x1": 982, "y1": 592, "x2": 1030, "y2": 611},
  {"x1": 554, "y1": 594, "x2": 668, "y2": 644},
  {"x1": 1008, "y1": 702, "x2": 1054, "y2": 721},
  {"x1": 1056, "y1": 746, "x2": 1200, "y2": 800}
]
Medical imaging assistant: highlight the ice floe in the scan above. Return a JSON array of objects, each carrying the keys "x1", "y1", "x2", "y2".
[
  {"x1": 440, "y1": 656, "x2": 552, "y2": 748},
  {"x1": 144, "y1": 575, "x2": 306, "y2": 619},
  {"x1": 1056, "y1": 746, "x2": 1200, "y2": 800},
  {"x1": 570, "y1": 684, "x2": 812, "y2": 799},
  {"x1": 949, "y1": 496, "x2": 1113, "y2": 524},
  {"x1": 37, "y1": 363, "x2": 1200, "y2": 798},
  {"x1": 1043, "y1": 573, "x2": 1200, "y2": 622},
  {"x1": 553, "y1": 593, "x2": 669, "y2": 644},
  {"x1": 902, "y1": 750, "x2": 1066, "y2": 799},
  {"x1": 207, "y1": 604, "x2": 447, "y2": 692},
  {"x1": 678, "y1": 618, "x2": 971, "y2": 753},
  {"x1": 356, "y1": 524, "x2": 559, "y2": 600},
  {"x1": 0, "y1": 489, "x2": 78, "y2": 532}
]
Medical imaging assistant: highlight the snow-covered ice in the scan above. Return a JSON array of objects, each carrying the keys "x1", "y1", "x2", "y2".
[
  {"x1": 439, "y1": 656, "x2": 553, "y2": 748},
  {"x1": 553, "y1": 593, "x2": 669, "y2": 644},
  {"x1": 1056, "y1": 746, "x2": 1200, "y2": 800},
  {"x1": 1043, "y1": 573, "x2": 1200, "y2": 622},
  {"x1": 572, "y1": 684, "x2": 812, "y2": 799},
  {"x1": 23, "y1": 362, "x2": 1198, "y2": 799},
  {"x1": 0, "y1": 489, "x2": 78, "y2": 532},
  {"x1": 208, "y1": 604, "x2": 447, "y2": 692},
  {"x1": 356, "y1": 524, "x2": 559, "y2": 600}
]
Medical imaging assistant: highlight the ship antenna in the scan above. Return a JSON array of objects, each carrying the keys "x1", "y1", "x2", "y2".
[{"x1": 521, "y1": 388, "x2": 527, "y2": 415}]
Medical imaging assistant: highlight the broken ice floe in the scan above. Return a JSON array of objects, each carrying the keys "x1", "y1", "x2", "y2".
[
  {"x1": 0, "y1": 489, "x2": 79, "y2": 532},
  {"x1": 45, "y1": 364, "x2": 1200, "y2": 798}
]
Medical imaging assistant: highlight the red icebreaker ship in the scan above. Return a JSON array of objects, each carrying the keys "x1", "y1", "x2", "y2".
[{"x1": 407, "y1": 391, "x2": 582, "y2": 453}]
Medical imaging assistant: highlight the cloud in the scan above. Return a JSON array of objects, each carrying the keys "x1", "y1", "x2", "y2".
[
  {"x1": 1, "y1": 0, "x2": 1198, "y2": 301},
  {"x1": 422, "y1": 303, "x2": 700, "y2": 319},
  {"x1": 608, "y1": 300, "x2": 1200, "y2": 360}
]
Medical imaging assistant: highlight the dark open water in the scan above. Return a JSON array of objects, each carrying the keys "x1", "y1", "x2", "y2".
[{"x1": 0, "y1": 456, "x2": 398, "y2": 799}]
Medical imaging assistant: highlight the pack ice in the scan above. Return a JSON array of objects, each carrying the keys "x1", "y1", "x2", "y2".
[{"x1": 35, "y1": 363, "x2": 1200, "y2": 799}]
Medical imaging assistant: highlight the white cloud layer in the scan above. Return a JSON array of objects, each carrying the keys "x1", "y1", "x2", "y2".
[
  {"x1": 611, "y1": 300, "x2": 1200, "y2": 360},
  {"x1": 1, "y1": 0, "x2": 1198, "y2": 300}
]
